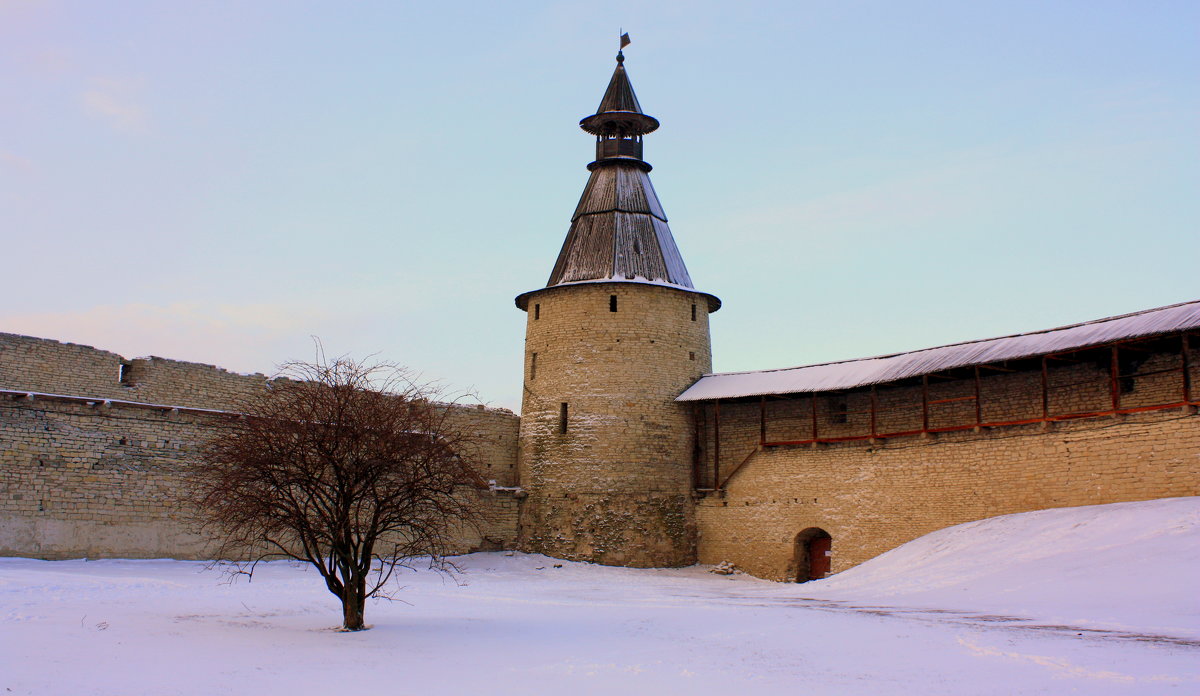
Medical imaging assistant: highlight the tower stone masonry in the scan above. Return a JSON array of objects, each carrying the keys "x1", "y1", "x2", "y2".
[{"x1": 514, "y1": 49, "x2": 721, "y2": 567}]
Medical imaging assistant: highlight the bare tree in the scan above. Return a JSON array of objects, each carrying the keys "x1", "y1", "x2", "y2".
[{"x1": 190, "y1": 355, "x2": 483, "y2": 631}]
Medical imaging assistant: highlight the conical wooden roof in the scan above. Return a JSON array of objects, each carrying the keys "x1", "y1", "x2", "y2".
[
  {"x1": 516, "y1": 52, "x2": 718, "y2": 312},
  {"x1": 597, "y1": 60, "x2": 643, "y2": 113},
  {"x1": 547, "y1": 163, "x2": 692, "y2": 287},
  {"x1": 579, "y1": 53, "x2": 659, "y2": 135}
]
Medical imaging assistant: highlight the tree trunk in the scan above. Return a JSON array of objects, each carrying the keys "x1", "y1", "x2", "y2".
[{"x1": 341, "y1": 582, "x2": 366, "y2": 631}]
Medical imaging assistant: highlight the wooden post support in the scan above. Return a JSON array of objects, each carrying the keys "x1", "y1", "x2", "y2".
[
  {"x1": 1183, "y1": 333, "x2": 1193, "y2": 404},
  {"x1": 869, "y1": 386, "x2": 878, "y2": 438},
  {"x1": 1041, "y1": 356, "x2": 1049, "y2": 420},
  {"x1": 973, "y1": 366, "x2": 983, "y2": 426},
  {"x1": 810, "y1": 394, "x2": 819, "y2": 442},
  {"x1": 1110, "y1": 346, "x2": 1121, "y2": 412},
  {"x1": 759, "y1": 395, "x2": 766, "y2": 446},
  {"x1": 713, "y1": 399, "x2": 721, "y2": 489},
  {"x1": 921, "y1": 375, "x2": 930, "y2": 432}
]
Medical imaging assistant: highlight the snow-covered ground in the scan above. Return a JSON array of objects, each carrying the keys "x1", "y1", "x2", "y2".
[{"x1": 2, "y1": 498, "x2": 1197, "y2": 695}]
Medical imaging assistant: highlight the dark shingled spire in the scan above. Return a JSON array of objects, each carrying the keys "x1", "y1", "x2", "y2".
[
  {"x1": 579, "y1": 51, "x2": 659, "y2": 136},
  {"x1": 597, "y1": 54, "x2": 643, "y2": 113},
  {"x1": 516, "y1": 49, "x2": 718, "y2": 312}
]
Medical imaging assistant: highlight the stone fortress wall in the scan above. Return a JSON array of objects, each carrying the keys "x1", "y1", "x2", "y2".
[
  {"x1": 3, "y1": 328, "x2": 1198, "y2": 577},
  {"x1": 692, "y1": 339, "x2": 1200, "y2": 580},
  {"x1": 0, "y1": 332, "x2": 521, "y2": 559}
]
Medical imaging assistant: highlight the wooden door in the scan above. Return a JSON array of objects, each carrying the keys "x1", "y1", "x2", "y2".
[{"x1": 808, "y1": 536, "x2": 831, "y2": 579}]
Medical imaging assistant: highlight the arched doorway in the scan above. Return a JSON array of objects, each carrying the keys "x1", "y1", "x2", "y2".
[{"x1": 792, "y1": 528, "x2": 832, "y2": 582}]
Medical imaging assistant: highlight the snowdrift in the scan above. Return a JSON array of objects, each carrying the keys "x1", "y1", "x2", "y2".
[
  {"x1": 798, "y1": 496, "x2": 1200, "y2": 638},
  {"x1": 1, "y1": 498, "x2": 1198, "y2": 695}
]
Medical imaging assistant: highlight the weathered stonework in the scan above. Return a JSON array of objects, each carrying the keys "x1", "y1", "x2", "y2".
[
  {"x1": 516, "y1": 282, "x2": 713, "y2": 567},
  {"x1": 693, "y1": 346, "x2": 1200, "y2": 580},
  {"x1": 0, "y1": 333, "x2": 268, "y2": 411},
  {"x1": 0, "y1": 333, "x2": 521, "y2": 559},
  {"x1": 5, "y1": 326, "x2": 1194, "y2": 570}
]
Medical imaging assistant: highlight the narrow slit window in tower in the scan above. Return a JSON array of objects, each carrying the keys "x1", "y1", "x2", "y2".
[
  {"x1": 610, "y1": 295, "x2": 618, "y2": 312},
  {"x1": 534, "y1": 303, "x2": 540, "y2": 320},
  {"x1": 119, "y1": 362, "x2": 133, "y2": 386},
  {"x1": 689, "y1": 351, "x2": 695, "y2": 361},
  {"x1": 691, "y1": 304, "x2": 697, "y2": 321},
  {"x1": 530, "y1": 353, "x2": 537, "y2": 380},
  {"x1": 559, "y1": 402, "x2": 569, "y2": 433}
]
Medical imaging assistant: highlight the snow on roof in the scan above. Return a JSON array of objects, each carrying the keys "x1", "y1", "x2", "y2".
[{"x1": 677, "y1": 300, "x2": 1200, "y2": 402}]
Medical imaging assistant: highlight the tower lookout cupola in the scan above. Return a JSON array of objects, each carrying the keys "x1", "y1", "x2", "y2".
[
  {"x1": 580, "y1": 50, "x2": 659, "y2": 168},
  {"x1": 514, "y1": 43, "x2": 720, "y2": 568},
  {"x1": 515, "y1": 49, "x2": 720, "y2": 311}
]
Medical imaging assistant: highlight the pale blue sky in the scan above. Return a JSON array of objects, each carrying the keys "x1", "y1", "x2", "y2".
[{"x1": 2, "y1": 1, "x2": 1197, "y2": 411}]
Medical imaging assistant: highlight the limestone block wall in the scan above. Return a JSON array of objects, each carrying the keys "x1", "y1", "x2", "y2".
[
  {"x1": 444, "y1": 403, "x2": 519, "y2": 488},
  {"x1": 0, "y1": 333, "x2": 521, "y2": 559},
  {"x1": 0, "y1": 398, "x2": 218, "y2": 558},
  {"x1": 517, "y1": 282, "x2": 714, "y2": 567},
  {"x1": 695, "y1": 341, "x2": 1200, "y2": 580},
  {"x1": 0, "y1": 333, "x2": 269, "y2": 411}
]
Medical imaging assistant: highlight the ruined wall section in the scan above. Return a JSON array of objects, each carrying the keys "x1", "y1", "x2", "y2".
[
  {"x1": 695, "y1": 343, "x2": 1200, "y2": 580},
  {"x1": 0, "y1": 333, "x2": 521, "y2": 559},
  {"x1": 0, "y1": 333, "x2": 268, "y2": 411},
  {"x1": 444, "y1": 403, "x2": 520, "y2": 488}
]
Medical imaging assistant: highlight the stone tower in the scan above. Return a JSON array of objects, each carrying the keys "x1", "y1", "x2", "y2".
[{"x1": 514, "y1": 48, "x2": 721, "y2": 567}]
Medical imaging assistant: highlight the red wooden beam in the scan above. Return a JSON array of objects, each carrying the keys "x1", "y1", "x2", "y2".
[
  {"x1": 928, "y1": 395, "x2": 977, "y2": 405},
  {"x1": 762, "y1": 399, "x2": 1193, "y2": 447},
  {"x1": 718, "y1": 445, "x2": 763, "y2": 490}
]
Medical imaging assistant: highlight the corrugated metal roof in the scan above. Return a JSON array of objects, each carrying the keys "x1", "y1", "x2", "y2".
[{"x1": 677, "y1": 300, "x2": 1200, "y2": 402}]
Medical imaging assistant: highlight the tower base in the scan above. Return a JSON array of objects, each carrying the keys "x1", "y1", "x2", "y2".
[{"x1": 518, "y1": 491, "x2": 696, "y2": 567}]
